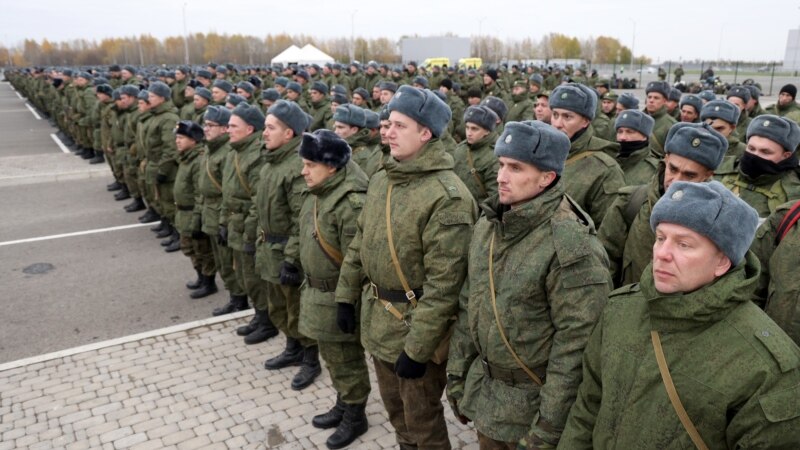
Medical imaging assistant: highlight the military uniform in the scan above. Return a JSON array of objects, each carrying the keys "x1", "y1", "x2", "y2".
[
  {"x1": 451, "y1": 131, "x2": 499, "y2": 205},
  {"x1": 560, "y1": 255, "x2": 800, "y2": 449},
  {"x1": 715, "y1": 157, "x2": 800, "y2": 219},
  {"x1": 346, "y1": 129, "x2": 378, "y2": 175},
  {"x1": 335, "y1": 139, "x2": 478, "y2": 449},
  {"x1": 447, "y1": 183, "x2": 610, "y2": 446},
  {"x1": 143, "y1": 101, "x2": 180, "y2": 226},
  {"x1": 308, "y1": 98, "x2": 332, "y2": 132},
  {"x1": 616, "y1": 143, "x2": 659, "y2": 186},
  {"x1": 766, "y1": 101, "x2": 800, "y2": 122},
  {"x1": 505, "y1": 92, "x2": 534, "y2": 123},
  {"x1": 173, "y1": 142, "x2": 215, "y2": 280},
  {"x1": 647, "y1": 106, "x2": 677, "y2": 157}
]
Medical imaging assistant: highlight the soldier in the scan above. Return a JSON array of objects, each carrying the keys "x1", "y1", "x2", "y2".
[
  {"x1": 766, "y1": 84, "x2": 800, "y2": 122},
  {"x1": 599, "y1": 91, "x2": 618, "y2": 120},
  {"x1": 294, "y1": 130, "x2": 371, "y2": 449},
  {"x1": 352, "y1": 88, "x2": 370, "y2": 109},
  {"x1": 726, "y1": 86, "x2": 753, "y2": 139},
  {"x1": 179, "y1": 80, "x2": 198, "y2": 120},
  {"x1": 644, "y1": 81, "x2": 678, "y2": 157},
  {"x1": 172, "y1": 67, "x2": 189, "y2": 109},
  {"x1": 746, "y1": 85, "x2": 766, "y2": 119},
  {"x1": 135, "y1": 90, "x2": 162, "y2": 225},
  {"x1": 678, "y1": 94, "x2": 702, "y2": 123},
  {"x1": 598, "y1": 123, "x2": 727, "y2": 287},
  {"x1": 447, "y1": 120, "x2": 610, "y2": 449},
  {"x1": 73, "y1": 72, "x2": 97, "y2": 160},
  {"x1": 235, "y1": 81, "x2": 256, "y2": 105},
  {"x1": 549, "y1": 83, "x2": 624, "y2": 227},
  {"x1": 561, "y1": 181, "x2": 800, "y2": 449},
  {"x1": 716, "y1": 115, "x2": 800, "y2": 218},
  {"x1": 334, "y1": 86, "x2": 477, "y2": 449},
  {"x1": 332, "y1": 104, "x2": 376, "y2": 174},
  {"x1": 615, "y1": 92, "x2": 639, "y2": 114},
  {"x1": 378, "y1": 81, "x2": 398, "y2": 107},
  {"x1": 673, "y1": 64, "x2": 684, "y2": 82},
  {"x1": 483, "y1": 69, "x2": 509, "y2": 104},
  {"x1": 260, "y1": 88, "x2": 280, "y2": 114},
  {"x1": 308, "y1": 81, "x2": 332, "y2": 132},
  {"x1": 112, "y1": 86, "x2": 140, "y2": 206},
  {"x1": 452, "y1": 105, "x2": 500, "y2": 204},
  {"x1": 665, "y1": 88, "x2": 681, "y2": 121},
  {"x1": 614, "y1": 110, "x2": 659, "y2": 185},
  {"x1": 196, "y1": 69, "x2": 213, "y2": 88},
  {"x1": 528, "y1": 74, "x2": 543, "y2": 99},
  {"x1": 225, "y1": 94, "x2": 247, "y2": 110},
  {"x1": 700, "y1": 99, "x2": 747, "y2": 158},
  {"x1": 698, "y1": 90, "x2": 717, "y2": 104},
  {"x1": 121, "y1": 87, "x2": 147, "y2": 214},
  {"x1": 285, "y1": 82, "x2": 308, "y2": 111},
  {"x1": 533, "y1": 91, "x2": 551, "y2": 124},
  {"x1": 192, "y1": 87, "x2": 211, "y2": 124},
  {"x1": 506, "y1": 80, "x2": 535, "y2": 123},
  {"x1": 217, "y1": 104, "x2": 279, "y2": 343}
]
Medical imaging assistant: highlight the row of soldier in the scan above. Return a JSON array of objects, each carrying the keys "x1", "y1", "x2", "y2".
[{"x1": 7, "y1": 64, "x2": 800, "y2": 449}]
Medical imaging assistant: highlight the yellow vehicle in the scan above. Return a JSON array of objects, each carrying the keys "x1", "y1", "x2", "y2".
[
  {"x1": 458, "y1": 57, "x2": 483, "y2": 70},
  {"x1": 423, "y1": 57, "x2": 450, "y2": 69}
]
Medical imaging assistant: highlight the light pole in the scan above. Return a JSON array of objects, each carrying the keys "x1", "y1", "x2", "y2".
[
  {"x1": 478, "y1": 17, "x2": 487, "y2": 60},
  {"x1": 182, "y1": 2, "x2": 190, "y2": 65},
  {"x1": 628, "y1": 18, "x2": 636, "y2": 72},
  {"x1": 350, "y1": 10, "x2": 357, "y2": 62}
]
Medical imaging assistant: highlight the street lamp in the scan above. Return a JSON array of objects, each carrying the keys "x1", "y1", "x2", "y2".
[
  {"x1": 182, "y1": 2, "x2": 190, "y2": 65},
  {"x1": 628, "y1": 18, "x2": 636, "y2": 72}
]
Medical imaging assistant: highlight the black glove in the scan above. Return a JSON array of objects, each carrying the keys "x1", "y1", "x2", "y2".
[
  {"x1": 394, "y1": 350, "x2": 426, "y2": 379},
  {"x1": 217, "y1": 226, "x2": 228, "y2": 246},
  {"x1": 191, "y1": 230, "x2": 206, "y2": 240},
  {"x1": 155, "y1": 173, "x2": 168, "y2": 184},
  {"x1": 243, "y1": 242, "x2": 256, "y2": 256},
  {"x1": 336, "y1": 303, "x2": 356, "y2": 334},
  {"x1": 279, "y1": 261, "x2": 302, "y2": 286}
]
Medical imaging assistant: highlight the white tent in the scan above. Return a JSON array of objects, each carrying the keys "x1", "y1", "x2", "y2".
[{"x1": 271, "y1": 44, "x2": 335, "y2": 66}]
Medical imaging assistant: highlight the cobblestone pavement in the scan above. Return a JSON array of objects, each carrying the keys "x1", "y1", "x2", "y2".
[{"x1": 0, "y1": 312, "x2": 477, "y2": 449}]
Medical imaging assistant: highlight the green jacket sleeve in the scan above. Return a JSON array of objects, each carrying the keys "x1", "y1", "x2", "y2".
[
  {"x1": 597, "y1": 191, "x2": 633, "y2": 287},
  {"x1": 282, "y1": 174, "x2": 306, "y2": 267},
  {"x1": 157, "y1": 115, "x2": 179, "y2": 177},
  {"x1": 335, "y1": 211, "x2": 366, "y2": 305},
  {"x1": 243, "y1": 162, "x2": 264, "y2": 245}
]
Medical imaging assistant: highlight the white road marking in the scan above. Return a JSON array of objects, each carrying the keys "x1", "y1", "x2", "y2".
[
  {"x1": 50, "y1": 133, "x2": 71, "y2": 154},
  {"x1": 0, "y1": 222, "x2": 157, "y2": 247},
  {"x1": 24, "y1": 103, "x2": 41, "y2": 120}
]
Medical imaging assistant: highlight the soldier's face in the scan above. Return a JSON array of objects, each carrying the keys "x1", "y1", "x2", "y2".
[
  {"x1": 646, "y1": 93, "x2": 667, "y2": 113},
  {"x1": 262, "y1": 114, "x2": 294, "y2": 150},
  {"x1": 148, "y1": 93, "x2": 165, "y2": 107},
  {"x1": 615, "y1": 103, "x2": 626, "y2": 114},
  {"x1": 379, "y1": 120, "x2": 391, "y2": 144},
  {"x1": 534, "y1": 98, "x2": 551, "y2": 123},
  {"x1": 496, "y1": 156, "x2": 557, "y2": 207},
  {"x1": 236, "y1": 88, "x2": 251, "y2": 99},
  {"x1": 663, "y1": 154, "x2": 713, "y2": 191},
  {"x1": 203, "y1": 121, "x2": 228, "y2": 141},
  {"x1": 653, "y1": 222, "x2": 731, "y2": 294},
  {"x1": 512, "y1": 86, "x2": 526, "y2": 96},
  {"x1": 680, "y1": 105, "x2": 698, "y2": 123},
  {"x1": 778, "y1": 92, "x2": 794, "y2": 106},
  {"x1": 727, "y1": 96, "x2": 746, "y2": 112},
  {"x1": 310, "y1": 90, "x2": 325, "y2": 103},
  {"x1": 137, "y1": 99, "x2": 150, "y2": 113},
  {"x1": 121, "y1": 70, "x2": 133, "y2": 80},
  {"x1": 705, "y1": 118, "x2": 735, "y2": 138},
  {"x1": 550, "y1": 108, "x2": 589, "y2": 139},
  {"x1": 193, "y1": 95, "x2": 208, "y2": 109},
  {"x1": 372, "y1": 86, "x2": 381, "y2": 100},
  {"x1": 601, "y1": 99, "x2": 616, "y2": 114},
  {"x1": 286, "y1": 90, "x2": 300, "y2": 100},
  {"x1": 666, "y1": 100, "x2": 678, "y2": 112},
  {"x1": 227, "y1": 115, "x2": 254, "y2": 144},
  {"x1": 175, "y1": 135, "x2": 196, "y2": 153},
  {"x1": 465, "y1": 123, "x2": 490, "y2": 145},
  {"x1": 211, "y1": 87, "x2": 228, "y2": 103},
  {"x1": 745, "y1": 136, "x2": 792, "y2": 164},
  {"x1": 175, "y1": 71, "x2": 186, "y2": 81},
  {"x1": 386, "y1": 111, "x2": 431, "y2": 162},
  {"x1": 334, "y1": 122, "x2": 359, "y2": 139},
  {"x1": 301, "y1": 158, "x2": 337, "y2": 188},
  {"x1": 616, "y1": 127, "x2": 646, "y2": 142},
  {"x1": 379, "y1": 90, "x2": 393, "y2": 105},
  {"x1": 353, "y1": 95, "x2": 366, "y2": 107}
]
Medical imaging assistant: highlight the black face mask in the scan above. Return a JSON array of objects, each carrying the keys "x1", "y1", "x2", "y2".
[
  {"x1": 739, "y1": 151, "x2": 798, "y2": 179},
  {"x1": 618, "y1": 139, "x2": 649, "y2": 158}
]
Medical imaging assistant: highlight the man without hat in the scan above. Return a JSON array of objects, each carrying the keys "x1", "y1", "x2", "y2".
[
  {"x1": 451, "y1": 105, "x2": 500, "y2": 204},
  {"x1": 334, "y1": 86, "x2": 477, "y2": 449},
  {"x1": 253, "y1": 100, "x2": 321, "y2": 389},
  {"x1": 218, "y1": 104, "x2": 280, "y2": 344},
  {"x1": 644, "y1": 80, "x2": 678, "y2": 157},
  {"x1": 534, "y1": 91, "x2": 552, "y2": 124},
  {"x1": 332, "y1": 104, "x2": 377, "y2": 174},
  {"x1": 295, "y1": 130, "x2": 372, "y2": 449},
  {"x1": 549, "y1": 83, "x2": 625, "y2": 227},
  {"x1": 447, "y1": 120, "x2": 611, "y2": 449},
  {"x1": 613, "y1": 109, "x2": 659, "y2": 185},
  {"x1": 561, "y1": 180, "x2": 800, "y2": 449},
  {"x1": 598, "y1": 122, "x2": 728, "y2": 287},
  {"x1": 716, "y1": 114, "x2": 800, "y2": 218},
  {"x1": 766, "y1": 84, "x2": 800, "y2": 122},
  {"x1": 726, "y1": 86, "x2": 753, "y2": 139},
  {"x1": 701, "y1": 99, "x2": 747, "y2": 158}
]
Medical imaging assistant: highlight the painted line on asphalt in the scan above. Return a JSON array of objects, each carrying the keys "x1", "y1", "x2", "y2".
[
  {"x1": 24, "y1": 103, "x2": 41, "y2": 120},
  {"x1": 50, "y1": 133, "x2": 71, "y2": 154},
  {"x1": 0, "y1": 309, "x2": 254, "y2": 372},
  {"x1": 15, "y1": 91, "x2": 23, "y2": 100},
  {"x1": 0, "y1": 222, "x2": 157, "y2": 247}
]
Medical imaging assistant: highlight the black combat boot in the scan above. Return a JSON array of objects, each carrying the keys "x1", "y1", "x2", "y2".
[
  {"x1": 326, "y1": 401, "x2": 368, "y2": 449},
  {"x1": 264, "y1": 337, "x2": 304, "y2": 370},
  {"x1": 107, "y1": 180, "x2": 123, "y2": 191},
  {"x1": 312, "y1": 395, "x2": 345, "y2": 429},
  {"x1": 113, "y1": 184, "x2": 130, "y2": 201},
  {"x1": 213, "y1": 294, "x2": 249, "y2": 317},
  {"x1": 151, "y1": 217, "x2": 167, "y2": 233},
  {"x1": 80, "y1": 148, "x2": 94, "y2": 160},
  {"x1": 291, "y1": 344, "x2": 321, "y2": 390},
  {"x1": 236, "y1": 308, "x2": 261, "y2": 335},
  {"x1": 164, "y1": 230, "x2": 181, "y2": 252},
  {"x1": 125, "y1": 197, "x2": 146, "y2": 212},
  {"x1": 138, "y1": 207, "x2": 159, "y2": 223},
  {"x1": 243, "y1": 309, "x2": 278, "y2": 344},
  {"x1": 156, "y1": 221, "x2": 173, "y2": 239},
  {"x1": 74, "y1": 146, "x2": 89, "y2": 157},
  {"x1": 186, "y1": 267, "x2": 202, "y2": 289},
  {"x1": 190, "y1": 274, "x2": 218, "y2": 298},
  {"x1": 88, "y1": 150, "x2": 105, "y2": 164}
]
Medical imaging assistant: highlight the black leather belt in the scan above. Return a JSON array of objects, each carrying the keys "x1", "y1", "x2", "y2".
[
  {"x1": 481, "y1": 359, "x2": 546, "y2": 386},
  {"x1": 371, "y1": 283, "x2": 423, "y2": 303},
  {"x1": 305, "y1": 275, "x2": 338, "y2": 292},
  {"x1": 265, "y1": 234, "x2": 289, "y2": 244},
  {"x1": 176, "y1": 204, "x2": 194, "y2": 211}
]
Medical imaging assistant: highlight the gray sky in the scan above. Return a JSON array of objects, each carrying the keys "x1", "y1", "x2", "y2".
[{"x1": 2, "y1": 0, "x2": 798, "y2": 62}]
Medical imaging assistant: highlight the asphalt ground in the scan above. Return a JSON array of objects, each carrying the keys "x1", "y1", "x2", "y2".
[{"x1": 0, "y1": 81, "x2": 228, "y2": 364}]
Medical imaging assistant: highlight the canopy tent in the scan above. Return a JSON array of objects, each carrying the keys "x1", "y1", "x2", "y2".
[{"x1": 270, "y1": 44, "x2": 335, "y2": 66}]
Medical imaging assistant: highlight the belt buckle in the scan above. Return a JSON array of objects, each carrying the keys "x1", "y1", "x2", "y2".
[
  {"x1": 405, "y1": 290, "x2": 416, "y2": 302},
  {"x1": 481, "y1": 358, "x2": 491, "y2": 377},
  {"x1": 371, "y1": 282, "x2": 379, "y2": 300}
]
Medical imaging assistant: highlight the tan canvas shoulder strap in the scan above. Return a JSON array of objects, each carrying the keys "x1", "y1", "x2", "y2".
[
  {"x1": 565, "y1": 151, "x2": 594, "y2": 167},
  {"x1": 465, "y1": 150, "x2": 488, "y2": 197},
  {"x1": 488, "y1": 233, "x2": 543, "y2": 386},
  {"x1": 205, "y1": 156, "x2": 223, "y2": 192},
  {"x1": 313, "y1": 197, "x2": 344, "y2": 267},
  {"x1": 233, "y1": 152, "x2": 252, "y2": 196},
  {"x1": 385, "y1": 184, "x2": 418, "y2": 308},
  {"x1": 651, "y1": 331, "x2": 709, "y2": 450}
]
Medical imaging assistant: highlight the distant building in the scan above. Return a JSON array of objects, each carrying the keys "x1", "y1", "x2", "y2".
[
  {"x1": 784, "y1": 28, "x2": 800, "y2": 72},
  {"x1": 400, "y1": 37, "x2": 470, "y2": 66}
]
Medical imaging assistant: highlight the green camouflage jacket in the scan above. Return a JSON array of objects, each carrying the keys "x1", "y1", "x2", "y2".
[
  {"x1": 143, "y1": 101, "x2": 180, "y2": 182},
  {"x1": 451, "y1": 131, "x2": 499, "y2": 205},
  {"x1": 172, "y1": 146, "x2": 202, "y2": 235},
  {"x1": 198, "y1": 134, "x2": 231, "y2": 236},
  {"x1": 219, "y1": 132, "x2": 263, "y2": 251}
]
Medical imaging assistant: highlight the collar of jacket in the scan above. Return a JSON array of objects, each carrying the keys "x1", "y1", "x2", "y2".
[
  {"x1": 150, "y1": 100, "x2": 176, "y2": 115},
  {"x1": 568, "y1": 124, "x2": 595, "y2": 155},
  {"x1": 206, "y1": 134, "x2": 230, "y2": 154},
  {"x1": 469, "y1": 130, "x2": 498, "y2": 151},
  {"x1": 138, "y1": 111, "x2": 152, "y2": 122},
  {"x1": 230, "y1": 131, "x2": 260, "y2": 152},
  {"x1": 481, "y1": 180, "x2": 565, "y2": 239},
  {"x1": 383, "y1": 138, "x2": 455, "y2": 183},
  {"x1": 641, "y1": 252, "x2": 760, "y2": 332},
  {"x1": 647, "y1": 105, "x2": 668, "y2": 119},
  {"x1": 311, "y1": 98, "x2": 330, "y2": 109},
  {"x1": 178, "y1": 145, "x2": 201, "y2": 163},
  {"x1": 263, "y1": 135, "x2": 301, "y2": 163},
  {"x1": 308, "y1": 159, "x2": 370, "y2": 198},
  {"x1": 346, "y1": 128, "x2": 372, "y2": 149}
]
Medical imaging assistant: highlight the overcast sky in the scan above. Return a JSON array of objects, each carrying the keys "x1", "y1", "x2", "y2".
[{"x1": 2, "y1": 0, "x2": 798, "y2": 62}]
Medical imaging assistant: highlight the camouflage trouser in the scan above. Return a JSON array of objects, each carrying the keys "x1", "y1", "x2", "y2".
[
  {"x1": 179, "y1": 234, "x2": 216, "y2": 276},
  {"x1": 157, "y1": 182, "x2": 175, "y2": 223},
  {"x1": 108, "y1": 147, "x2": 125, "y2": 182},
  {"x1": 266, "y1": 281, "x2": 314, "y2": 347},
  {"x1": 125, "y1": 156, "x2": 141, "y2": 198},
  {"x1": 210, "y1": 238, "x2": 244, "y2": 296},
  {"x1": 231, "y1": 249, "x2": 260, "y2": 309},
  {"x1": 373, "y1": 358, "x2": 451, "y2": 449},
  {"x1": 477, "y1": 431, "x2": 516, "y2": 450},
  {"x1": 317, "y1": 340, "x2": 370, "y2": 404},
  {"x1": 140, "y1": 162, "x2": 159, "y2": 214}
]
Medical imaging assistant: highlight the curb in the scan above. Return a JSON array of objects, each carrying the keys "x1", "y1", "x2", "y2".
[{"x1": 0, "y1": 168, "x2": 112, "y2": 187}]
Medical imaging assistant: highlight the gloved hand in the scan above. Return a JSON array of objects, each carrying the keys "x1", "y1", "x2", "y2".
[
  {"x1": 243, "y1": 242, "x2": 256, "y2": 256},
  {"x1": 191, "y1": 230, "x2": 206, "y2": 240},
  {"x1": 336, "y1": 303, "x2": 356, "y2": 334},
  {"x1": 517, "y1": 418, "x2": 559, "y2": 450},
  {"x1": 279, "y1": 261, "x2": 301, "y2": 286},
  {"x1": 446, "y1": 374, "x2": 470, "y2": 425},
  {"x1": 517, "y1": 433, "x2": 556, "y2": 450},
  {"x1": 155, "y1": 173, "x2": 168, "y2": 184},
  {"x1": 217, "y1": 226, "x2": 228, "y2": 246},
  {"x1": 394, "y1": 350, "x2": 426, "y2": 379}
]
